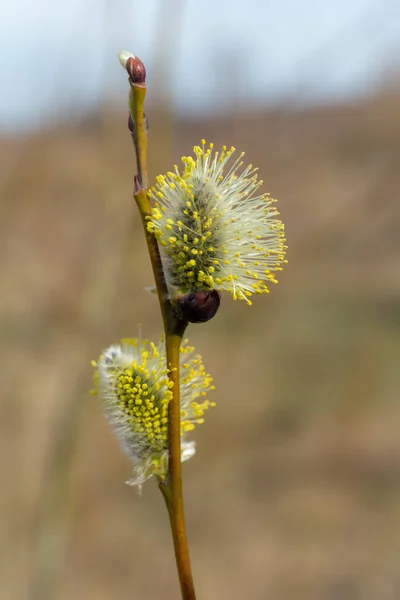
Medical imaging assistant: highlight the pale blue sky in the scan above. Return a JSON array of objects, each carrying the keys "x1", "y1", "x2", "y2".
[{"x1": 1, "y1": 0, "x2": 399, "y2": 132}]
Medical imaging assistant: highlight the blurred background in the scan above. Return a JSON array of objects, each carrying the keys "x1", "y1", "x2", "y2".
[{"x1": 1, "y1": 1, "x2": 400, "y2": 599}]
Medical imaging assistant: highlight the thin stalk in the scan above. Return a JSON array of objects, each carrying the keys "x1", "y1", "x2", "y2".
[
  {"x1": 159, "y1": 468, "x2": 196, "y2": 600},
  {"x1": 128, "y1": 62, "x2": 195, "y2": 600},
  {"x1": 129, "y1": 86, "x2": 148, "y2": 189},
  {"x1": 134, "y1": 186, "x2": 169, "y2": 325}
]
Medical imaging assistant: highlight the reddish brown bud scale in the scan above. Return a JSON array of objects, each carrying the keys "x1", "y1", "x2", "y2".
[
  {"x1": 175, "y1": 290, "x2": 221, "y2": 323},
  {"x1": 126, "y1": 56, "x2": 146, "y2": 84},
  {"x1": 133, "y1": 175, "x2": 142, "y2": 195},
  {"x1": 128, "y1": 112, "x2": 135, "y2": 133}
]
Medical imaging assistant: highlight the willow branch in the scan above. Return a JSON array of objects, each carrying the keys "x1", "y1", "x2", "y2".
[{"x1": 123, "y1": 53, "x2": 195, "y2": 600}]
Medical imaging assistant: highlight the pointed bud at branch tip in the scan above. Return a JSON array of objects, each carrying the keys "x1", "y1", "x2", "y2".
[
  {"x1": 126, "y1": 56, "x2": 146, "y2": 84},
  {"x1": 118, "y1": 51, "x2": 146, "y2": 83}
]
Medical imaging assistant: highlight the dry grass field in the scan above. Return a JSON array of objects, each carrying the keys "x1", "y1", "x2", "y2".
[{"x1": 1, "y1": 89, "x2": 400, "y2": 600}]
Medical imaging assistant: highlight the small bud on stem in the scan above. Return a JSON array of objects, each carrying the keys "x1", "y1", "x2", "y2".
[
  {"x1": 126, "y1": 56, "x2": 146, "y2": 84},
  {"x1": 128, "y1": 113, "x2": 135, "y2": 134},
  {"x1": 118, "y1": 51, "x2": 146, "y2": 84},
  {"x1": 175, "y1": 290, "x2": 221, "y2": 323}
]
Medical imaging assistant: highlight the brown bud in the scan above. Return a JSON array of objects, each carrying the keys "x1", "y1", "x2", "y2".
[
  {"x1": 126, "y1": 56, "x2": 146, "y2": 84},
  {"x1": 133, "y1": 175, "x2": 142, "y2": 195},
  {"x1": 128, "y1": 112, "x2": 148, "y2": 135},
  {"x1": 128, "y1": 112, "x2": 135, "y2": 133},
  {"x1": 175, "y1": 290, "x2": 220, "y2": 324}
]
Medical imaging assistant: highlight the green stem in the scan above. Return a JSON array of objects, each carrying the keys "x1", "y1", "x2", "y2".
[
  {"x1": 129, "y1": 68, "x2": 195, "y2": 600},
  {"x1": 159, "y1": 470, "x2": 196, "y2": 600},
  {"x1": 159, "y1": 326, "x2": 196, "y2": 600},
  {"x1": 129, "y1": 86, "x2": 148, "y2": 189},
  {"x1": 134, "y1": 187, "x2": 169, "y2": 325}
]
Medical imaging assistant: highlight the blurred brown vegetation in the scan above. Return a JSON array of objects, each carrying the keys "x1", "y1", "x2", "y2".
[{"x1": 1, "y1": 89, "x2": 400, "y2": 600}]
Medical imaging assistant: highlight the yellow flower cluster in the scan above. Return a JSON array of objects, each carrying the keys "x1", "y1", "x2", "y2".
[
  {"x1": 93, "y1": 337, "x2": 215, "y2": 486},
  {"x1": 148, "y1": 141, "x2": 287, "y2": 304}
]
